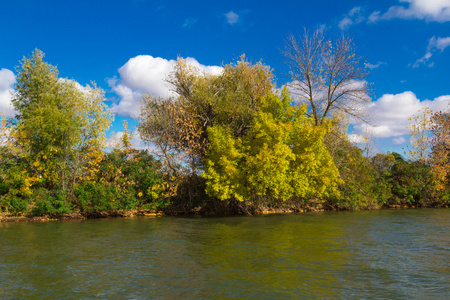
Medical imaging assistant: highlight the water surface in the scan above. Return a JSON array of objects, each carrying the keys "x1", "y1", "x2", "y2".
[{"x1": 0, "y1": 209, "x2": 449, "y2": 299}]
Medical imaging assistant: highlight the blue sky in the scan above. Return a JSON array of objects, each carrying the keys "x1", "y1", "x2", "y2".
[{"x1": 1, "y1": 0, "x2": 449, "y2": 155}]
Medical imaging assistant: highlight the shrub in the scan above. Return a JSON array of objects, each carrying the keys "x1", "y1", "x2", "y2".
[
  {"x1": 31, "y1": 189, "x2": 73, "y2": 215},
  {"x1": 75, "y1": 181, "x2": 139, "y2": 212}
]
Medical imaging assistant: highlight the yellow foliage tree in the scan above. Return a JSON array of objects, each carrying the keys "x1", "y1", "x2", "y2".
[
  {"x1": 203, "y1": 89, "x2": 342, "y2": 201},
  {"x1": 408, "y1": 107, "x2": 432, "y2": 163},
  {"x1": 430, "y1": 110, "x2": 450, "y2": 191}
]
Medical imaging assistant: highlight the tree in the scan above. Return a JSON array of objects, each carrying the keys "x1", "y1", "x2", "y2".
[
  {"x1": 139, "y1": 57, "x2": 274, "y2": 175},
  {"x1": 429, "y1": 110, "x2": 450, "y2": 191},
  {"x1": 10, "y1": 49, "x2": 113, "y2": 193},
  {"x1": 73, "y1": 83, "x2": 113, "y2": 183},
  {"x1": 0, "y1": 112, "x2": 13, "y2": 189},
  {"x1": 389, "y1": 153, "x2": 434, "y2": 206},
  {"x1": 139, "y1": 57, "x2": 342, "y2": 203},
  {"x1": 139, "y1": 94, "x2": 207, "y2": 175},
  {"x1": 403, "y1": 107, "x2": 449, "y2": 204},
  {"x1": 282, "y1": 28, "x2": 371, "y2": 125},
  {"x1": 407, "y1": 105, "x2": 450, "y2": 196},
  {"x1": 203, "y1": 88, "x2": 342, "y2": 202},
  {"x1": 407, "y1": 107, "x2": 432, "y2": 162}
]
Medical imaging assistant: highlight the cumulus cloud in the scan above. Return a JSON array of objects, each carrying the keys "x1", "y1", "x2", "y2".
[
  {"x1": 352, "y1": 91, "x2": 450, "y2": 139},
  {"x1": 225, "y1": 11, "x2": 239, "y2": 24},
  {"x1": 110, "y1": 55, "x2": 223, "y2": 118},
  {"x1": 0, "y1": 68, "x2": 16, "y2": 118},
  {"x1": 348, "y1": 134, "x2": 367, "y2": 144},
  {"x1": 369, "y1": 0, "x2": 450, "y2": 22},
  {"x1": 339, "y1": 7, "x2": 365, "y2": 30},
  {"x1": 413, "y1": 36, "x2": 450, "y2": 67}
]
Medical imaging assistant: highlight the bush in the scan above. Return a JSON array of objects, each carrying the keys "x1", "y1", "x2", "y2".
[
  {"x1": 31, "y1": 189, "x2": 73, "y2": 216},
  {"x1": 0, "y1": 189, "x2": 30, "y2": 214},
  {"x1": 96, "y1": 149, "x2": 167, "y2": 209},
  {"x1": 75, "y1": 181, "x2": 139, "y2": 212},
  {"x1": 388, "y1": 155, "x2": 435, "y2": 206},
  {"x1": 0, "y1": 181, "x2": 9, "y2": 196}
]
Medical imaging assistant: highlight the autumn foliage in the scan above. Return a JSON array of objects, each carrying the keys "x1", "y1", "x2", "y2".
[
  {"x1": 1, "y1": 49, "x2": 448, "y2": 217},
  {"x1": 0, "y1": 50, "x2": 165, "y2": 215}
]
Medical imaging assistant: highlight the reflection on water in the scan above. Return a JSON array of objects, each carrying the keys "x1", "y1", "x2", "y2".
[{"x1": 0, "y1": 209, "x2": 449, "y2": 299}]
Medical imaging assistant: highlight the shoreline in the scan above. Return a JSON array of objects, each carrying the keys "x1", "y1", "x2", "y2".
[
  {"x1": 1, "y1": 203, "x2": 448, "y2": 223},
  {"x1": 0, "y1": 209, "x2": 164, "y2": 223}
]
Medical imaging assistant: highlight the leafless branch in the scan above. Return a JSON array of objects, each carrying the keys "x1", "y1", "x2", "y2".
[{"x1": 283, "y1": 28, "x2": 372, "y2": 125}]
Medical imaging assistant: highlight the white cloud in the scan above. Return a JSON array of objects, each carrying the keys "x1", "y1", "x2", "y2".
[
  {"x1": 182, "y1": 18, "x2": 198, "y2": 28},
  {"x1": 130, "y1": 129, "x2": 146, "y2": 150},
  {"x1": 0, "y1": 68, "x2": 16, "y2": 118},
  {"x1": 392, "y1": 136, "x2": 407, "y2": 144},
  {"x1": 368, "y1": 11, "x2": 381, "y2": 23},
  {"x1": 59, "y1": 78, "x2": 91, "y2": 95},
  {"x1": 317, "y1": 24, "x2": 327, "y2": 34},
  {"x1": 413, "y1": 36, "x2": 450, "y2": 67},
  {"x1": 349, "y1": 6, "x2": 362, "y2": 17},
  {"x1": 110, "y1": 55, "x2": 223, "y2": 118},
  {"x1": 348, "y1": 134, "x2": 367, "y2": 144},
  {"x1": 370, "y1": 0, "x2": 450, "y2": 22},
  {"x1": 225, "y1": 11, "x2": 239, "y2": 24},
  {"x1": 365, "y1": 61, "x2": 386, "y2": 69},
  {"x1": 339, "y1": 7, "x2": 365, "y2": 30},
  {"x1": 352, "y1": 91, "x2": 450, "y2": 138},
  {"x1": 435, "y1": 36, "x2": 450, "y2": 50},
  {"x1": 339, "y1": 17, "x2": 353, "y2": 30}
]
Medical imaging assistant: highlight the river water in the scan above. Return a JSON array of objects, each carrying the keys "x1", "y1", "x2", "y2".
[{"x1": 0, "y1": 209, "x2": 449, "y2": 299}]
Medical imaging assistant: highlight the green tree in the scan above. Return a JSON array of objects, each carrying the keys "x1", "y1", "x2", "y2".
[
  {"x1": 139, "y1": 56, "x2": 275, "y2": 175},
  {"x1": 389, "y1": 153, "x2": 435, "y2": 206},
  {"x1": 74, "y1": 84, "x2": 114, "y2": 183},
  {"x1": 203, "y1": 88, "x2": 342, "y2": 202},
  {"x1": 10, "y1": 49, "x2": 112, "y2": 195},
  {"x1": 140, "y1": 57, "x2": 342, "y2": 204}
]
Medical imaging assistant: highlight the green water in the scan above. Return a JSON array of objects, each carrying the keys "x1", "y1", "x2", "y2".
[{"x1": 0, "y1": 209, "x2": 449, "y2": 299}]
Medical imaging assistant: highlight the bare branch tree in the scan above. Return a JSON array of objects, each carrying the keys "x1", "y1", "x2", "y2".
[{"x1": 283, "y1": 28, "x2": 371, "y2": 125}]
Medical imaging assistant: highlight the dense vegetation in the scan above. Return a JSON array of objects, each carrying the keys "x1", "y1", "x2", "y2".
[{"x1": 0, "y1": 46, "x2": 449, "y2": 218}]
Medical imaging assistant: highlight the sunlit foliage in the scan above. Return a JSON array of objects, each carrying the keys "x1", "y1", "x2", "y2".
[{"x1": 203, "y1": 89, "x2": 342, "y2": 201}]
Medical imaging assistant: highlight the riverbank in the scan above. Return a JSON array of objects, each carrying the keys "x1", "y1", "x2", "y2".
[
  {"x1": 1, "y1": 198, "x2": 448, "y2": 222},
  {"x1": 0, "y1": 209, "x2": 163, "y2": 223}
]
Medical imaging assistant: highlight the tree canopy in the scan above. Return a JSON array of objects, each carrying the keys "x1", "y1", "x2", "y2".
[
  {"x1": 139, "y1": 57, "x2": 342, "y2": 202},
  {"x1": 203, "y1": 89, "x2": 342, "y2": 201},
  {"x1": 10, "y1": 49, "x2": 113, "y2": 192}
]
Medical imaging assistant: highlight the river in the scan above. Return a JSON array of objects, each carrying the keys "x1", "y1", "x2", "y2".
[{"x1": 0, "y1": 209, "x2": 449, "y2": 299}]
